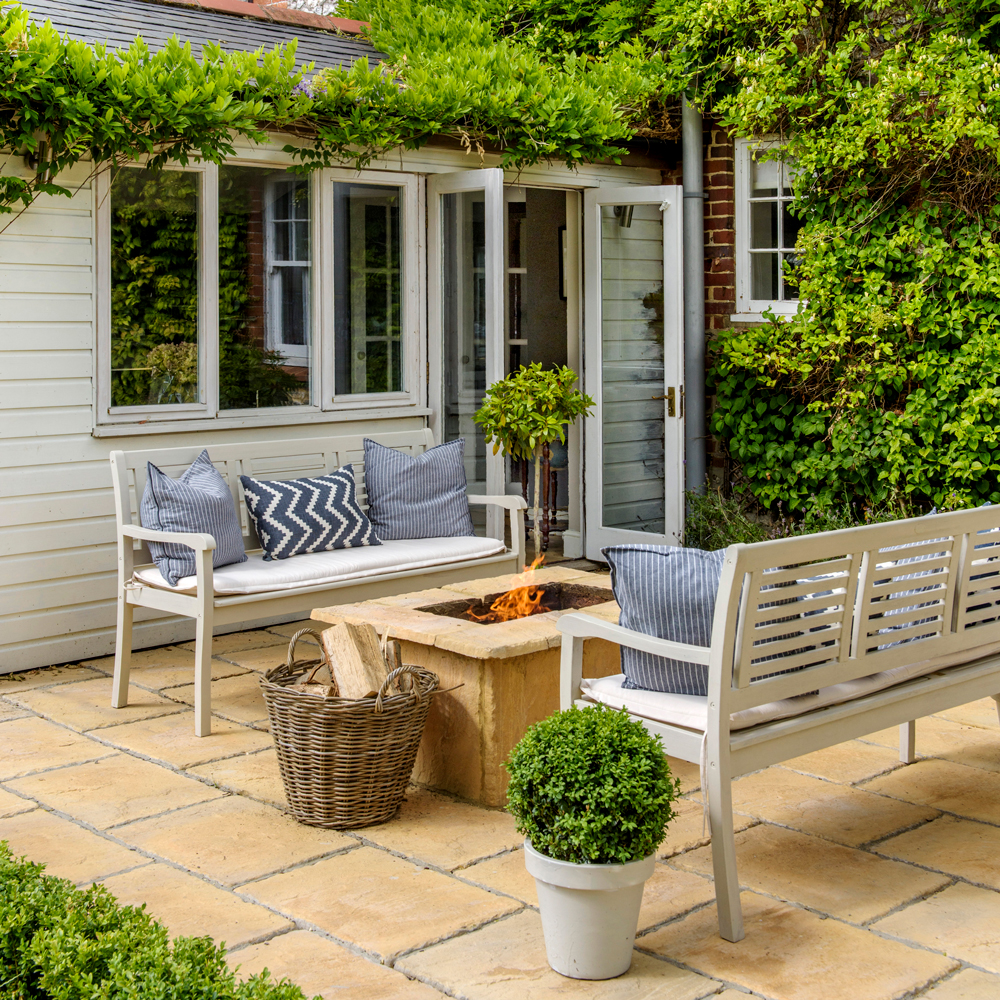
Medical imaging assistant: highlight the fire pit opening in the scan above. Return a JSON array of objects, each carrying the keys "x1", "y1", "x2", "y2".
[{"x1": 417, "y1": 582, "x2": 613, "y2": 625}]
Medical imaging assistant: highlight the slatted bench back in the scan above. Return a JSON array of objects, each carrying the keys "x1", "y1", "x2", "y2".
[
  {"x1": 112, "y1": 429, "x2": 436, "y2": 559},
  {"x1": 716, "y1": 506, "x2": 1000, "y2": 712}
]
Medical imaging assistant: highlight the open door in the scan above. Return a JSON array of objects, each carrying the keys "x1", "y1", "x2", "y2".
[
  {"x1": 428, "y1": 169, "x2": 505, "y2": 537},
  {"x1": 583, "y1": 186, "x2": 684, "y2": 560}
]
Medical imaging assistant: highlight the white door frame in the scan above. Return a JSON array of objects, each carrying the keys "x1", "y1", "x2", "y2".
[
  {"x1": 583, "y1": 185, "x2": 684, "y2": 560},
  {"x1": 427, "y1": 168, "x2": 506, "y2": 536}
]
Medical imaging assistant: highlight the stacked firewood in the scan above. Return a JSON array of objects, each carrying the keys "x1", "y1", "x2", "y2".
[{"x1": 291, "y1": 622, "x2": 404, "y2": 699}]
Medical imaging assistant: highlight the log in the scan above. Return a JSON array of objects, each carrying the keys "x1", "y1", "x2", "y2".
[
  {"x1": 385, "y1": 639, "x2": 406, "y2": 692},
  {"x1": 320, "y1": 622, "x2": 389, "y2": 700}
]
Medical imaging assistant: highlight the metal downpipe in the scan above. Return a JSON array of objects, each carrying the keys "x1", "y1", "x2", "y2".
[{"x1": 682, "y1": 94, "x2": 707, "y2": 495}]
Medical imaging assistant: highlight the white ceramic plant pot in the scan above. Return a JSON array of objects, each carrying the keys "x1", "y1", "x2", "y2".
[{"x1": 523, "y1": 839, "x2": 655, "y2": 980}]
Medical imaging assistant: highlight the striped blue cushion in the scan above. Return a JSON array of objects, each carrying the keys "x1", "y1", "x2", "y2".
[
  {"x1": 363, "y1": 438, "x2": 475, "y2": 540},
  {"x1": 239, "y1": 465, "x2": 379, "y2": 561},
  {"x1": 141, "y1": 450, "x2": 247, "y2": 587},
  {"x1": 603, "y1": 544, "x2": 725, "y2": 696}
]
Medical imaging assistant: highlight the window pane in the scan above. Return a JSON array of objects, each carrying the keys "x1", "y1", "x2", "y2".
[
  {"x1": 110, "y1": 167, "x2": 200, "y2": 408},
  {"x1": 218, "y1": 166, "x2": 310, "y2": 411},
  {"x1": 781, "y1": 253, "x2": 799, "y2": 300},
  {"x1": 333, "y1": 183, "x2": 405, "y2": 395},
  {"x1": 751, "y1": 253, "x2": 779, "y2": 300},
  {"x1": 750, "y1": 201, "x2": 778, "y2": 249},
  {"x1": 600, "y1": 203, "x2": 665, "y2": 534},
  {"x1": 751, "y1": 154, "x2": 779, "y2": 197},
  {"x1": 781, "y1": 203, "x2": 803, "y2": 251},
  {"x1": 441, "y1": 191, "x2": 487, "y2": 490}
]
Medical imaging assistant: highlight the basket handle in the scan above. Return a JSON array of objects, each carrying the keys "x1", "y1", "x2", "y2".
[
  {"x1": 287, "y1": 628, "x2": 330, "y2": 682},
  {"x1": 374, "y1": 665, "x2": 425, "y2": 713}
]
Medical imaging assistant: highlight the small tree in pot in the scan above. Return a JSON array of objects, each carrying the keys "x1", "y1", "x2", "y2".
[
  {"x1": 506, "y1": 704, "x2": 680, "y2": 980},
  {"x1": 474, "y1": 363, "x2": 594, "y2": 556}
]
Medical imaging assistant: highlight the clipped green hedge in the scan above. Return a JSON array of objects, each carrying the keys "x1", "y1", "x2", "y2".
[
  {"x1": 0, "y1": 843, "x2": 310, "y2": 1000},
  {"x1": 505, "y1": 705, "x2": 680, "y2": 865}
]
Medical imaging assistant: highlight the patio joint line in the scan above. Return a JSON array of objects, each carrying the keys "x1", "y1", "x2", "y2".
[
  {"x1": 103, "y1": 792, "x2": 236, "y2": 832},
  {"x1": 389, "y1": 905, "x2": 529, "y2": 967},
  {"x1": 629, "y1": 945, "x2": 756, "y2": 998},
  {"x1": 449, "y1": 844, "x2": 524, "y2": 872},
  {"x1": 229, "y1": 841, "x2": 366, "y2": 889}
]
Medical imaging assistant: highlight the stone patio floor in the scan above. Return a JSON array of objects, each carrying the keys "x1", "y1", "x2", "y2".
[{"x1": 3, "y1": 626, "x2": 1000, "y2": 999}]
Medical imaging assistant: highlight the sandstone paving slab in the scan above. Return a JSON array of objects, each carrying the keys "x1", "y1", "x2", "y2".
[
  {"x1": 782, "y1": 740, "x2": 902, "y2": 785},
  {"x1": 371, "y1": 586, "x2": 468, "y2": 608},
  {"x1": 397, "y1": 909, "x2": 717, "y2": 1000},
  {"x1": 874, "y1": 882, "x2": 1000, "y2": 972},
  {"x1": 210, "y1": 643, "x2": 297, "y2": 673},
  {"x1": 864, "y1": 759, "x2": 1000, "y2": 825},
  {"x1": 81, "y1": 646, "x2": 224, "y2": 692},
  {"x1": 102, "y1": 862, "x2": 292, "y2": 950},
  {"x1": 167, "y1": 673, "x2": 269, "y2": 727},
  {"x1": 1, "y1": 809, "x2": 148, "y2": 885},
  {"x1": 0, "y1": 787, "x2": 36, "y2": 818},
  {"x1": 876, "y1": 815, "x2": 1000, "y2": 889},
  {"x1": 228, "y1": 929, "x2": 441, "y2": 1000},
  {"x1": 731, "y1": 767, "x2": 938, "y2": 846},
  {"x1": 131, "y1": 658, "x2": 249, "y2": 691},
  {"x1": 639, "y1": 891, "x2": 956, "y2": 1000},
  {"x1": 0, "y1": 664, "x2": 102, "y2": 693},
  {"x1": 935, "y1": 698, "x2": 1000, "y2": 730},
  {"x1": 361, "y1": 789, "x2": 520, "y2": 871},
  {"x1": 863, "y1": 717, "x2": 1000, "y2": 774},
  {"x1": 115, "y1": 796, "x2": 353, "y2": 886},
  {"x1": 96, "y1": 712, "x2": 272, "y2": 769},
  {"x1": 658, "y1": 797, "x2": 755, "y2": 858},
  {"x1": 674, "y1": 824, "x2": 947, "y2": 923},
  {"x1": 921, "y1": 969, "x2": 1000, "y2": 999},
  {"x1": 0, "y1": 698, "x2": 30, "y2": 722},
  {"x1": 443, "y1": 567, "x2": 605, "y2": 598},
  {"x1": 7, "y1": 753, "x2": 225, "y2": 829},
  {"x1": 666, "y1": 757, "x2": 700, "y2": 794},
  {"x1": 0, "y1": 716, "x2": 114, "y2": 779},
  {"x1": 187, "y1": 749, "x2": 286, "y2": 807},
  {"x1": 179, "y1": 631, "x2": 291, "y2": 655},
  {"x1": 459, "y1": 852, "x2": 714, "y2": 932},
  {"x1": 265, "y1": 621, "x2": 318, "y2": 642},
  {"x1": 7, "y1": 677, "x2": 184, "y2": 732},
  {"x1": 242, "y1": 846, "x2": 520, "y2": 960}
]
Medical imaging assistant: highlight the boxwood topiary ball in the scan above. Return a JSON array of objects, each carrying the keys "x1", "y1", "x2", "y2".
[{"x1": 505, "y1": 704, "x2": 680, "y2": 865}]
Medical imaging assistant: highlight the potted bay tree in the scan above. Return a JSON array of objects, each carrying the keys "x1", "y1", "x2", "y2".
[
  {"x1": 506, "y1": 704, "x2": 680, "y2": 980},
  {"x1": 474, "y1": 363, "x2": 594, "y2": 556}
]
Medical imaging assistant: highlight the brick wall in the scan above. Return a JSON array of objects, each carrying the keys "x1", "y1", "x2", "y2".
[{"x1": 661, "y1": 120, "x2": 736, "y2": 483}]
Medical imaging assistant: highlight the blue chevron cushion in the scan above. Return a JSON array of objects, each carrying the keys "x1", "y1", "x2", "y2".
[{"x1": 239, "y1": 465, "x2": 380, "y2": 561}]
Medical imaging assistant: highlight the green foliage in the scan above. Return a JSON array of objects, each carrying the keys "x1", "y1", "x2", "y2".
[
  {"x1": 506, "y1": 705, "x2": 679, "y2": 865},
  {"x1": 0, "y1": 842, "x2": 310, "y2": 1000},
  {"x1": 474, "y1": 362, "x2": 594, "y2": 460},
  {"x1": 640, "y1": 0, "x2": 1000, "y2": 512}
]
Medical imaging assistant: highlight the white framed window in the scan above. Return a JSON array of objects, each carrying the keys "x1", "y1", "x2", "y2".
[
  {"x1": 95, "y1": 158, "x2": 423, "y2": 431},
  {"x1": 734, "y1": 138, "x2": 801, "y2": 320}
]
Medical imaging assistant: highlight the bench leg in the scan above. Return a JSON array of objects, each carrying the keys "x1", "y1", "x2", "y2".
[
  {"x1": 194, "y1": 608, "x2": 213, "y2": 737},
  {"x1": 111, "y1": 594, "x2": 133, "y2": 709},
  {"x1": 707, "y1": 759, "x2": 745, "y2": 942},
  {"x1": 900, "y1": 720, "x2": 916, "y2": 764}
]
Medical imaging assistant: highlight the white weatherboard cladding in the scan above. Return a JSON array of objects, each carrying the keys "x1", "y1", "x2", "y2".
[{"x1": 0, "y1": 142, "x2": 661, "y2": 673}]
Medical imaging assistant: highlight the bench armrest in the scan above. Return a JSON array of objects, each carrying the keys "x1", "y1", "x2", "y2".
[
  {"x1": 121, "y1": 523, "x2": 217, "y2": 552},
  {"x1": 558, "y1": 612, "x2": 711, "y2": 710},
  {"x1": 558, "y1": 612, "x2": 711, "y2": 664},
  {"x1": 467, "y1": 494, "x2": 527, "y2": 564}
]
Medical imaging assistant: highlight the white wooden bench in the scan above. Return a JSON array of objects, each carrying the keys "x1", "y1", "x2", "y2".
[
  {"x1": 559, "y1": 505, "x2": 1000, "y2": 942},
  {"x1": 110, "y1": 428, "x2": 526, "y2": 736}
]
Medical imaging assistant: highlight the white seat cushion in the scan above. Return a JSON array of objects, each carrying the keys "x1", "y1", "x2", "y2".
[
  {"x1": 581, "y1": 649, "x2": 988, "y2": 732},
  {"x1": 134, "y1": 536, "x2": 506, "y2": 596}
]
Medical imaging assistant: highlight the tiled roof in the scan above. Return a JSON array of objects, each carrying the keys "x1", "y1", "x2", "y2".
[{"x1": 25, "y1": 0, "x2": 382, "y2": 70}]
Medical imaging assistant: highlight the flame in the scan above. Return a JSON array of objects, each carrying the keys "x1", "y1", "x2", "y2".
[{"x1": 465, "y1": 555, "x2": 547, "y2": 624}]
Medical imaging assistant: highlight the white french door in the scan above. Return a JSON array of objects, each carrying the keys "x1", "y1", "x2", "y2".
[
  {"x1": 428, "y1": 169, "x2": 506, "y2": 536},
  {"x1": 583, "y1": 186, "x2": 684, "y2": 560}
]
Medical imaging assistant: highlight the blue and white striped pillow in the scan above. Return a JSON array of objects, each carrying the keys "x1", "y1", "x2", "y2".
[
  {"x1": 141, "y1": 450, "x2": 247, "y2": 587},
  {"x1": 363, "y1": 438, "x2": 475, "y2": 540},
  {"x1": 603, "y1": 544, "x2": 725, "y2": 696},
  {"x1": 239, "y1": 465, "x2": 379, "y2": 561}
]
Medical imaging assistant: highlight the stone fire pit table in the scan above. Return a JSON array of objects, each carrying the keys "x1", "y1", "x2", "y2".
[{"x1": 311, "y1": 567, "x2": 620, "y2": 808}]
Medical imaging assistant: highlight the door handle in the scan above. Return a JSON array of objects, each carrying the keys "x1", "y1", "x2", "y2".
[{"x1": 653, "y1": 387, "x2": 677, "y2": 417}]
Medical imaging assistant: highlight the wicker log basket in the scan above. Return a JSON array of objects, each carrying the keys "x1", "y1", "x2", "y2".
[{"x1": 261, "y1": 629, "x2": 439, "y2": 830}]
